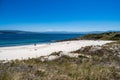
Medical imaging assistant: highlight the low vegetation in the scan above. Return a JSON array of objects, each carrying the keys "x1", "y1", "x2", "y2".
[
  {"x1": 57, "y1": 32, "x2": 120, "y2": 42},
  {"x1": 79, "y1": 32, "x2": 120, "y2": 40},
  {"x1": 0, "y1": 42, "x2": 120, "y2": 80}
]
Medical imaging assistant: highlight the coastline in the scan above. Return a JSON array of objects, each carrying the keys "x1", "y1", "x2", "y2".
[
  {"x1": 0, "y1": 40, "x2": 113, "y2": 60},
  {"x1": 0, "y1": 33, "x2": 84, "y2": 47}
]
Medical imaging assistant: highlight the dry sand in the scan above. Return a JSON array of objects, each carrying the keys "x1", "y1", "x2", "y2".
[{"x1": 0, "y1": 40, "x2": 113, "y2": 60}]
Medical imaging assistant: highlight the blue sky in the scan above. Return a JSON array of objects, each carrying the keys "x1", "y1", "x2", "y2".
[{"x1": 0, "y1": 0, "x2": 120, "y2": 32}]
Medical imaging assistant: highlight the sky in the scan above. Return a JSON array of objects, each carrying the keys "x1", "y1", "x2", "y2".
[{"x1": 0, "y1": 0, "x2": 120, "y2": 32}]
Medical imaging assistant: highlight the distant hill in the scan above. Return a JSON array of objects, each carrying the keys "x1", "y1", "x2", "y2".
[
  {"x1": 0, "y1": 30, "x2": 105, "y2": 34},
  {"x1": 0, "y1": 30, "x2": 120, "y2": 40},
  {"x1": 0, "y1": 30, "x2": 97, "y2": 34},
  {"x1": 0, "y1": 30, "x2": 33, "y2": 34},
  {"x1": 0, "y1": 30, "x2": 84, "y2": 34},
  {"x1": 79, "y1": 32, "x2": 120, "y2": 40}
]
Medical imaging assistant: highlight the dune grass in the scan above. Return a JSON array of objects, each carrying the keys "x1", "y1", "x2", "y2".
[{"x1": 0, "y1": 47, "x2": 120, "y2": 80}]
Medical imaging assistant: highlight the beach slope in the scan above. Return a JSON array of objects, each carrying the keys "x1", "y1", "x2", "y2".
[{"x1": 0, "y1": 40, "x2": 112, "y2": 60}]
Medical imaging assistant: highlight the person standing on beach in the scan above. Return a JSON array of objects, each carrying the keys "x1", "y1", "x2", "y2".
[{"x1": 34, "y1": 44, "x2": 36, "y2": 46}]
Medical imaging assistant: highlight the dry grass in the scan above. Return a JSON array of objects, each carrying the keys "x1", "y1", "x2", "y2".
[{"x1": 0, "y1": 42, "x2": 120, "y2": 80}]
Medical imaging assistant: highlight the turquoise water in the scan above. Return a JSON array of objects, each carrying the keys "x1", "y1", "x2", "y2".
[{"x1": 0, "y1": 33, "x2": 84, "y2": 47}]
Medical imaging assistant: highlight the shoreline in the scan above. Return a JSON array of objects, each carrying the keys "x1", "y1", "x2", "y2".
[
  {"x1": 0, "y1": 40, "x2": 113, "y2": 60},
  {"x1": 0, "y1": 41, "x2": 55, "y2": 48}
]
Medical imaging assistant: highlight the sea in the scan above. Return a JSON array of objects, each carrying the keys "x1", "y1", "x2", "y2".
[{"x1": 0, "y1": 33, "x2": 85, "y2": 47}]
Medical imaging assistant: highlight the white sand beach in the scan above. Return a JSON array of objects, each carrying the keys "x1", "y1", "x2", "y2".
[{"x1": 0, "y1": 40, "x2": 113, "y2": 60}]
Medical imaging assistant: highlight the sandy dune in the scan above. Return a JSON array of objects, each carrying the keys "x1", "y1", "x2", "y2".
[{"x1": 0, "y1": 40, "x2": 112, "y2": 60}]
